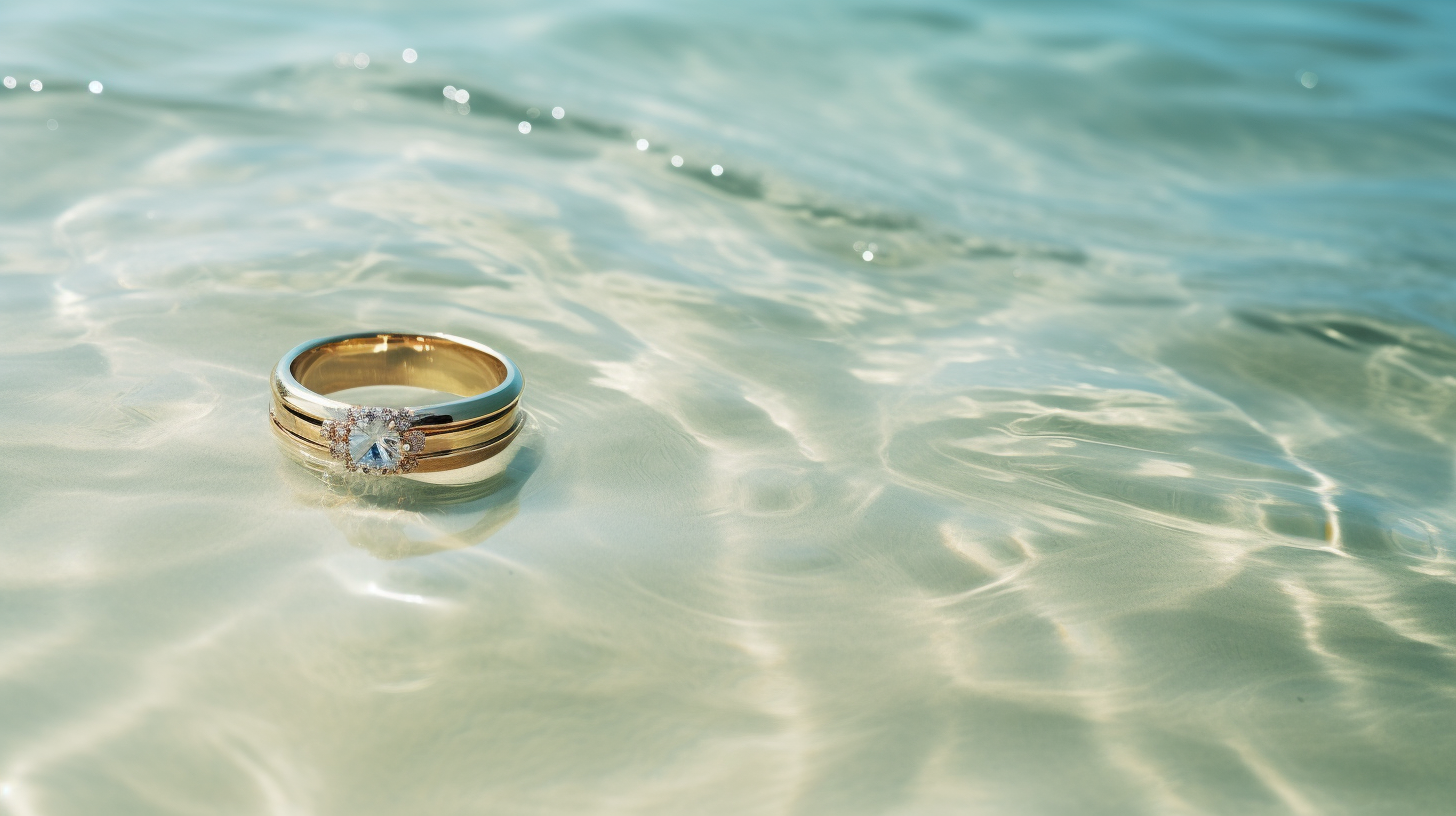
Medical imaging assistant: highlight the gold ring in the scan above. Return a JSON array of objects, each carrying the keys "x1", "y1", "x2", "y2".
[{"x1": 269, "y1": 331, "x2": 524, "y2": 476}]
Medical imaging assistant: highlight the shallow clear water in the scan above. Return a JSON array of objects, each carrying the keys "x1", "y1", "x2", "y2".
[{"x1": 3, "y1": 1, "x2": 1456, "y2": 813}]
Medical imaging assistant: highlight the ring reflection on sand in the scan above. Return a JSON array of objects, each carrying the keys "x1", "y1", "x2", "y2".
[{"x1": 278, "y1": 419, "x2": 542, "y2": 560}]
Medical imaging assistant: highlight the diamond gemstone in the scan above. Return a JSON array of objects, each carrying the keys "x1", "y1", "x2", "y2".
[{"x1": 347, "y1": 416, "x2": 403, "y2": 469}]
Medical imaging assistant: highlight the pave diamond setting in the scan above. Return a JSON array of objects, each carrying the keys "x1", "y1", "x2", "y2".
[{"x1": 320, "y1": 407, "x2": 427, "y2": 475}]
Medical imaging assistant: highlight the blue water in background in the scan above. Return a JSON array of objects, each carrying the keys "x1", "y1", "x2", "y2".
[{"x1": 2, "y1": 1, "x2": 1455, "y2": 813}]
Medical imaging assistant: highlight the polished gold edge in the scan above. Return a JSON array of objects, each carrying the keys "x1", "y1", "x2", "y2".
[
  {"x1": 271, "y1": 331, "x2": 523, "y2": 427},
  {"x1": 271, "y1": 411, "x2": 524, "y2": 474},
  {"x1": 271, "y1": 385, "x2": 520, "y2": 433},
  {"x1": 270, "y1": 394, "x2": 519, "y2": 455},
  {"x1": 272, "y1": 387, "x2": 521, "y2": 429}
]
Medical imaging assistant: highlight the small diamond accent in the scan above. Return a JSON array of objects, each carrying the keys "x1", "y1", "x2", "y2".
[
  {"x1": 349, "y1": 415, "x2": 402, "y2": 469},
  {"x1": 322, "y1": 407, "x2": 425, "y2": 475}
]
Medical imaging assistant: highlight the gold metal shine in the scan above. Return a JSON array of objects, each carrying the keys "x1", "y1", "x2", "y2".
[{"x1": 269, "y1": 331, "x2": 525, "y2": 475}]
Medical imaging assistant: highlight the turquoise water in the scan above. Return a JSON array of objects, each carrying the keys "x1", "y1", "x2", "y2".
[{"x1": 4, "y1": 1, "x2": 1456, "y2": 813}]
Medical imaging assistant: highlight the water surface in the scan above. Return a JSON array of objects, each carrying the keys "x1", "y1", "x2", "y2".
[{"x1": 3, "y1": 1, "x2": 1456, "y2": 813}]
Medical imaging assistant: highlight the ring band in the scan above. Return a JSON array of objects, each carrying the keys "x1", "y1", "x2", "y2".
[{"x1": 269, "y1": 331, "x2": 524, "y2": 475}]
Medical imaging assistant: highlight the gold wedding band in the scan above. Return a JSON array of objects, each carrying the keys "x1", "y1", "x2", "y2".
[{"x1": 269, "y1": 331, "x2": 524, "y2": 475}]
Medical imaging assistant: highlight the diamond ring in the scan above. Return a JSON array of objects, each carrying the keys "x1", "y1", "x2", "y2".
[{"x1": 270, "y1": 332, "x2": 524, "y2": 476}]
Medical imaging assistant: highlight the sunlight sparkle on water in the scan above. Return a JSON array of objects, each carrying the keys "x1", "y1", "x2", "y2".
[
  {"x1": 1299, "y1": 70, "x2": 1319, "y2": 88},
  {"x1": 551, "y1": 106, "x2": 564, "y2": 119},
  {"x1": 353, "y1": 53, "x2": 370, "y2": 69},
  {"x1": 636, "y1": 139, "x2": 649, "y2": 151},
  {"x1": 88, "y1": 80, "x2": 103, "y2": 93},
  {"x1": 519, "y1": 121, "x2": 531, "y2": 134},
  {"x1": 366, "y1": 582, "x2": 428, "y2": 605},
  {"x1": 711, "y1": 164, "x2": 723, "y2": 176},
  {"x1": 862, "y1": 250, "x2": 874, "y2": 261},
  {"x1": 2, "y1": 77, "x2": 14, "y2": 89},
  {"x1": 402, "y1": 48, "x2": 418, "y2": 63},
  {"x1": 671, "y1": 155, "x2": 683, "y2": 167},
  {"x1": 30, "y1": 79, "x2": 42, "y2": 91},
  {"x1": 454, "y1": 89, "x2": 469, "y2": 103}
]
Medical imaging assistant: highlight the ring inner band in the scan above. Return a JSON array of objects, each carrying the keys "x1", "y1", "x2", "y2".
[{"x1": 292, "y1": 334, "x2": 508, "y2": 397}]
